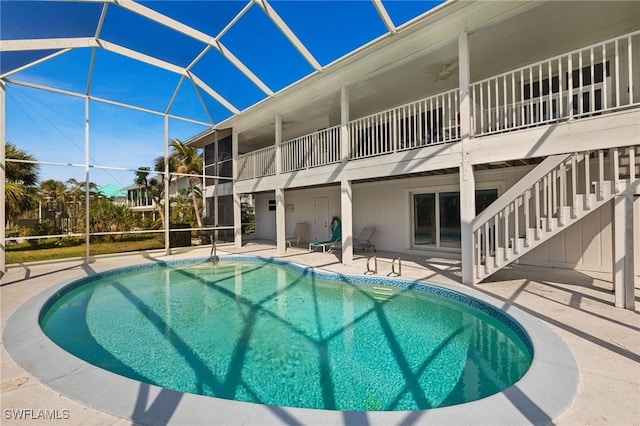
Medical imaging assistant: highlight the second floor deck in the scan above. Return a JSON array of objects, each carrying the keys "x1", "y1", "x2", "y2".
[{"x1": 235, "y1": 31, "x2": 640, "y2": 191}]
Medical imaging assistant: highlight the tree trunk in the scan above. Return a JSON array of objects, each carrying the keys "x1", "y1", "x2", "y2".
[{"x1": 189, "y1": 179, "x2": 203, "y2": 228}]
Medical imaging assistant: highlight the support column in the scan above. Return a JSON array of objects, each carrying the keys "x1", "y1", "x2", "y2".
[
  {"x1": 275, "y1": 114, "x2": 282, "y2": 175},
  {"x1": 164, "y1": 115, "x2": 171, "y2": 254},
  {"x1": 341, "y1": 179, "x2": 353, "y2": 265},
  {"x1": 340, "y1": 85, "x2": 350, "y2": 163},
  {"x1": 612, "y1": 193, "x2": 635, "y2": 309},
  {"x1": 274, "y1": 115, "x2": 286, "y2": 254},
  {"x1": 84, "y1": 97, "x2": 91, "y2": 262},
  {"x1": 276, "y1": 188, "x2": 286, "y2": 254},
  {"x1": 459, "y1": 29, "x2": 476, "y2": 286},
  {"x1": 232, "y1": 129, "x2": 242, "y2": 248},
  {"x1": 340, "y1": 86, "x2": 353, "y2": 264},
  {"x1": 212, "y1": 130, "x2": 219, "y2": 243},
  {"x1": 0, "y1": 81, "x2": 6, "y2": 278}
]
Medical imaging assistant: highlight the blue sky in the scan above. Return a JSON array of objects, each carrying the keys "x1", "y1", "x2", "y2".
[{"x1": 2, "y1": 0, "x2": 444, "y2": 189}]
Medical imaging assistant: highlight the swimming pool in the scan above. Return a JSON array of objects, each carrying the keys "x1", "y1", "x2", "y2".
[
  {"x1": 39, "y1": 257, "x2": 531, "y2": 411},
  {"x1": 4, "y1": 255, "x2": 579, "y2": 425}
]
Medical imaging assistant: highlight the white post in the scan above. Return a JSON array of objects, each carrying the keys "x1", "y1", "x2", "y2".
[
  {"x1": 0, "y1": 81, "x2": 5, "y2": 278},
  {"x1": 84, "y1": 97, "x2": 91, "y2": 262},
  {"x1": 275, "y1": 115, "x2": 286, "y2": 254},
  {"x1": 232, "y1": 129, "x2": 242, "y2": 248},
  {"x1": 340, "y1": 86, "x2": 353, "y2": 264},
  {"x1": 612, "y1": 193, "x2": 635, "y2": 309},
  {"x1": 275, "y1": 114, "x2": 282, "y2": 175},
  {"x1": 459, "y1": 29, "x2": 476, "y2": 286},
  {"x1": 341, "y1": 179, "x2": 353, "y2": 265},
  {"x1": 164, "y1": 115, "x2": 171, "y2": 255},
  {"x1": 341, "y1": 85, "x2": 350, "y2": 163},
  {"x1": 213, "y1": 130, "x2": 219, "y2": 243},
  {"x1": 276, "y1": 187, "x2": 286, "y2": 255}
]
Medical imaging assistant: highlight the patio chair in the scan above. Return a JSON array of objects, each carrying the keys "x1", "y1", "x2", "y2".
[
  {"x1": 353, "y1": 227, "x2": 376, "y2": 252},
  {"x1": 286, "y1": 222, "x2": 307, "y2": 248},
  {"x1": 309, "y1": 224, "x2": 342, "y2": 253}
]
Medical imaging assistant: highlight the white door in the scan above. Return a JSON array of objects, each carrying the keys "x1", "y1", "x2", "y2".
[{"x1": 313, "y1": 197, "x2": 329, "y2": 240}]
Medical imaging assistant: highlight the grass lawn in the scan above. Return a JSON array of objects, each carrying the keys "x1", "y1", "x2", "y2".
[{"x1": 6, "y1": 237, "x2": 166, "y2": 264}]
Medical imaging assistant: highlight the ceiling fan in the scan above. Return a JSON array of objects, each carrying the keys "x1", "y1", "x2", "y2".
[{"x1": 431, "y1": 62, "x2": 458, "y2": 83}]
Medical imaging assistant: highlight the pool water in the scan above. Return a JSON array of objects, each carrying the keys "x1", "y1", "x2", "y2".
[{"x1": 40, "y1": 258, "x2": 532, "y2": 411}]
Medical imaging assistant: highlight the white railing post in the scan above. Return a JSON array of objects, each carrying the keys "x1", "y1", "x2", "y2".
[
  {"x1": 559, "y1": 161, "x2": 566, "y2": 225},
  {"x1": 611, "y1": 147, "x2": 620, "y2": 194},
  {"x1": 524, "y1": 189, "x2": 530, "y2": 245},
  {"x1": 571, "y1": 153, "x2": 578, "y2": 218},
  {"x1": 534, "y1": 181, "x2": 541, "y2": 239},
  {"x1": 628, "y1": 35, "x2": 634, "y2": 105},
  {"x1": 598, "y1": 149, "x2": 605, "y2": 200},
  {"x1": 630, "y1": 146, "x2": 636, "y2": 182},
  {"x1": 615, "y1": 39, "x2": 621, "y2": 108}
]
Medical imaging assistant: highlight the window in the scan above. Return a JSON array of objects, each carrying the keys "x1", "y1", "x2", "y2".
[
  {"x1": 476, "y1": 189, "x2": 498, "y2": 214},
  {"x1": 521, "y1": 61, "x2": 610, "y2": 123},
  {"x1": 268, "y1": 199, "x2": 276, "y2": 211}
]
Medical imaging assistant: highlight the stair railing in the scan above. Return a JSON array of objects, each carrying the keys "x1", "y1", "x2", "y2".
[{"x1": 472, "y1": 145, "x2": 638, "y2": 282}]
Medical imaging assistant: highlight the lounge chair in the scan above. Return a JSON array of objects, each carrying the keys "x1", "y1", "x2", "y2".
[
  {"x1": 286, "y1": 223, "x2": 307, "y2": 248},
  {"x1": 309, "y1": 224, "x2": 342, "y2": 253},
  {"x1": 354, "y1": 227, "x2": 376, "y2": 252}
]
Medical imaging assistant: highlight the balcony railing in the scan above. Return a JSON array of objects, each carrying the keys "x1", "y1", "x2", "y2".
[
  {"x1": 471, "y1": 30, "x2": 639, "y2": 136},
  {"x1": 281, "y1": 125, "x2": 341, "y2": 173},
  {"x1": 236, "y1": 145, "x2": 276, "y2": 180},
  {"x1": 349, "y1": 89, "x2": 459, "y2": 160},
  {"x1": 126, "y1": 199, "x2": 154, "y2": 208},
  {"x1": 236, "y1": 31, "x2": 639, "y2": 181}
]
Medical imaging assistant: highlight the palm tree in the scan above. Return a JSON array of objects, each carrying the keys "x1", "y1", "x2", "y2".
[
  {"x1": 65, "y1": 178, "x2": 99, "y2": 231},
  {"x1": 40, "y1": 179, "x2": 67, "y2": 202},
  {"x1": 5, "y1": 142, "x2": 40, "y2": 227},
  {"x1": 145, "y1": 155, "x2": 180, "y2": 230},
  {"x1": 170, "y1": 139, "x2": 204, "y2": 228},
  {"x1": 39, "y1": 179, "x2": 69, "y2": 230}
]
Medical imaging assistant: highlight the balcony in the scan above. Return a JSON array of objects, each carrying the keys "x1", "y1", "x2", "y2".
[{"x1": 237, "y1": 30, "x2": 640, "y2": 182}]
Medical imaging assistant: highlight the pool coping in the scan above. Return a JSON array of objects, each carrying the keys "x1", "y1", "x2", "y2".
[{"x1": 3, "y1": 256, "x2": 579, "y2": 425}]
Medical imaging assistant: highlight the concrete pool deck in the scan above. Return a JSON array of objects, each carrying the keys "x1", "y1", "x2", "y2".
[{"x1": 1, "y1": 242, "x2": 638, "y2": 425}]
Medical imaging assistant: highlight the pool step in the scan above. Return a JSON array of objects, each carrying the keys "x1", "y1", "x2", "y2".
[{"x1": 372, "y1": 285, "x2": 394, "y2": 301}]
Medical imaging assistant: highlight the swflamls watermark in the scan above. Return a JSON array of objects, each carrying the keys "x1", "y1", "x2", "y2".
[{"x1": 3, "y1": 409, "x2": 70, "y2": 420}]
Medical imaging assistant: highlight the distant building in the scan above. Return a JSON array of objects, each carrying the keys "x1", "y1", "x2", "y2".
[{"x1": 97, "y1": 184, "x2": 127, "y2": 204}]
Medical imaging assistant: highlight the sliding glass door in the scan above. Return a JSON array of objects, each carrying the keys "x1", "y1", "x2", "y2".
[
  {"x1": 413, "y1": 193, "x2": 436, "y2": 245},
  {"x1": 439, "y1": 192, "x2": 461, "y2": 248},
  {"x1": 412, "y1": 189, "x2": 498, "y2": 250}
]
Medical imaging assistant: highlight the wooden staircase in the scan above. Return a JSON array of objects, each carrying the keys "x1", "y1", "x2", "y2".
[{"x1": 472, "y1": 145, "x2": 639, "y2": 284}]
